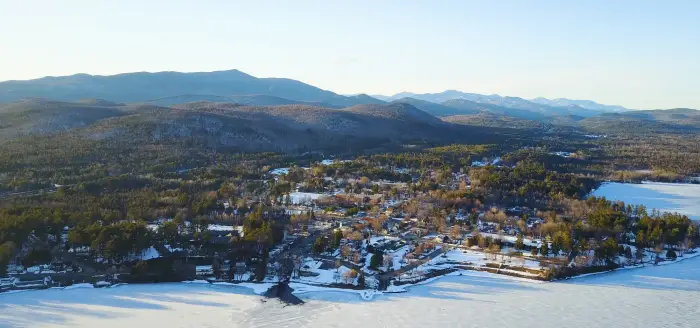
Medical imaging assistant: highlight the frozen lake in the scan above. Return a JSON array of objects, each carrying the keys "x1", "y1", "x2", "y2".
[
  {"x1": 591, "y1": 182, "x2": 700, "y2": 220},
  {"x1": 2, "y1": 256, "x2": 700, "y2": 328}
]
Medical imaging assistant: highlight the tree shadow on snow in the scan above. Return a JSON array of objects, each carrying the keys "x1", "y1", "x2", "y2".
[{"x1": 0, "y1": 282, "x2": 257, "y2": 328}]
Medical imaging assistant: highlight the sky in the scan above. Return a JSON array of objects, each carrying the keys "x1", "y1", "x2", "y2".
[{"x1": 0, "y1": 0, "x2": 698, "y2": 109}]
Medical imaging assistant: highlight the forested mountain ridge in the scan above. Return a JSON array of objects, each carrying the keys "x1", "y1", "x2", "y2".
[
  {"x1": 2, "y1": 97, "x2": 698, "y2": 152},
  {"x1": 531, "y1": 97, "x2": 628, "y2": 112},
  {"x1": 390, "y1": 97, "x2": 480, "y2": 117},
  {"x1": 0, "y1": 100, "x2": 506, "y2": 160},
  {"x1": 442, "y1": 112, "x2": 550, "y2": 130},
  {"x1": 441, "y1": 99, "x2": 548, "y2": 120},
  {"x1": 0, "y1": 100, "x2": 526, "y2": 193},
  {"x1": 578, "y1": 109, "x2": 700, "y2": 134},
  {"x1": 3, "y1": 69, "x2": 695, "y2": 129},
  {"x1": 0, "y1": 70, "x2": 385, "y2": 108},
  {"x1": 376, "y1": 90, "x2": 615, "y2": 118},
  {"x1": 0, "y1": 98, "x2": 157, "y2": 141},
  {"x1": 143, "y1": 94, "x2": 339, "y2": 108},
  {"x1": 1, "y1": 98, "x2": 699, "y2": 205}
]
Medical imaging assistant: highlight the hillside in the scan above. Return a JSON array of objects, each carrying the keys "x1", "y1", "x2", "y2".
[
  {"x1": 0, "y1": 70, "x2": 385, "y2": 108},
  {"x1": 0, "y1": 99, "x2": 494, "y2": 151},
  {"x1": 380, "y1": 90, "x2": 612, "y2": 118},
  {"x1": 0, "y1": 98, "x2": 147, "y2": 141},
  {"x1": 577, "y1": 110, "x2": 700, "y2": 134},
  {"x1": 345, "y1": 103, "x2": 443, "y2": 125},
  {"x1": 619, "y1": 108, "x2": 700, "y2": 126},
  {"x1": 144, "y1": 94, "x2": 335, "y2": 108},
  {"x1": 442, "y1": 112, "x2": 549, "y2": 130},
  {"x1": 531, "y1": 97, "x2": 629, "y2": 112},
  {"x1": 441, "y1": 99, "x2": 547, "y2": 120},
  {"x1": 142, "y1": 95, "x2": 238, "y2": 106},
  {"x1": 390, "y1": 97, "x2": 480, "y2": 117}
]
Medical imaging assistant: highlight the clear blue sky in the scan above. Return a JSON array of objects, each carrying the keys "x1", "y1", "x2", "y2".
[{"x1": 1, "y1": 0, "x2": 698, "y2": 109}]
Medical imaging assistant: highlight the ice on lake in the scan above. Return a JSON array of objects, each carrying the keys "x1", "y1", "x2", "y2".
[
  {"x1": 2, "y1": 256, "x2": 700, "y2": 328},
  {"x1": 591, "y1": 182, "x2": 700, "y2": 220}
]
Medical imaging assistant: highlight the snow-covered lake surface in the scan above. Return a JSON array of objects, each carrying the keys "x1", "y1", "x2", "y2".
[
  {"x1": 2, "y1": 256, "x2": 700, "y2": 328},
  {"x1": 592, "y1": 182, "x2": 700, "y2": 220}
]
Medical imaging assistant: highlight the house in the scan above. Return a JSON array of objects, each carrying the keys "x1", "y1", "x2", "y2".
[
  {"x1": 401, "y1": 232, "x2": 418, "y2": 241},
  {"x1": 526, "y1": 217, "x2": 544, "y2": 228},
  {"x1": 6, "y1": 264, "x2": 24, "y2": 274},
  {"x1": 12, "y1": 276, "x2": 52, "y2": 290},
  {"x1": 0, "y1": 277, "x2": 19, "y2": 292},
  {"x1": 195, "y1": 265, "x2": 214, "y2": 276},
  {"x1": 26, "y1": 264, "x2": 54, "y2": 274},
  {"x1": 385, "y1": 220, "x2": 401, "y2": 233},
  {"x1": 209, "y1": 228, "x2": 240, "y2": 245}
]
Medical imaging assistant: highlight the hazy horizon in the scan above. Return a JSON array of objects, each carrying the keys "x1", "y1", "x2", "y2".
[{"x1": 1, "y1": 0, "x2": 698, "y2": 109}]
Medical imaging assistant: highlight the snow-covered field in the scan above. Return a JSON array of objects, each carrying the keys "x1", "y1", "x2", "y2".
[
  {"x1": 592, "y1": 182, "x2": 700, "y2": 220},
  {"x1": 2, "y1": 255, "x2": 700, "y2": 328}
]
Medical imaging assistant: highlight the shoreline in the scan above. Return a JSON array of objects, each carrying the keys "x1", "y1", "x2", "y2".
[
  {"x1": 557, "y1": 250, "x2": 700, "y2": 282},
  {"x1": 3, "y1": 251, "x2": 699, "y2": 301}
]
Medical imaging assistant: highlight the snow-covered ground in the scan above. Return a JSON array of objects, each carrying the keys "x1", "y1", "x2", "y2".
[
  {"x1": 396, "y1": 248, "x2": 543, "y2": 281},
  {"x1": 269, "y1": 168, "x2": 290, "y2": 175},
  {"x1": 432, "y1": 249, "x2": 542, "y2": 270},
  {"x1": 480, "y1": 232, "x2": 542, "y2": 247},
  {"x1": 3, "y1": 256, "x2": 700, "y2": 328},
  {"x1": 294, "y1": 258, "x2": 353, "y2": 285},
  {"x1": 592, "y1": 182, "x2": 700, "y2": 220},
  {"x1": 550, "y1": 151, "x2": 574, "y2": 158},
  {"x1": 289, "y1": 192, "x2": 325, "y2": 205},
  {"x1": 391, "y1": 246, "x2": 410, "y2": 270}
]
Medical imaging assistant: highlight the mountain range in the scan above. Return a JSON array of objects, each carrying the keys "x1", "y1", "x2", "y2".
[
  {"x1": 0, "y1": 98, "x2": 510, "y2": 155},
  {"x1": 0, "y1": 69, "x2": 698, "y2": 151},
  {"x1": 0, "y1": 70, "x2": 385, "y2": 108},
  {"x1": 374, "y1": 90, "x2": 625, "y2": 118}
]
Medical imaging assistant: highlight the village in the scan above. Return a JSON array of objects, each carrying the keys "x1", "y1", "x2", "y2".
[{"x1": 4, "y1": 155, "x2": 690, "y2": 295}]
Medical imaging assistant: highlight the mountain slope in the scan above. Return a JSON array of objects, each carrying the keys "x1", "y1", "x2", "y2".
[
  {"x1": 442, "y1": 112, "x2": 549, "y2": 130},
  {"x1": 577, "y1": 108, "x2": 700, "y2": 134},
  {"x1": 0, "y1": 70, "x2": 385, "y2": 108},
  {"x1": 390, "y1": 97, "x2": 479, "y2": 117},
  {"x1": 441, "y1": 99, "x2": 547, "y2": 120},
  {"x1": 0, "y1": 98, "x2": 150, "y2": 141},
  {"x1": 0, "y1": 101, "x2": 500, "y2": 157},
  {"x1": 379, "y1": 90, "x2": 617, "y2": 118},
  {"x1": 382, "y1": 90, "x2": 472, "y2": 103},
  {"x1": 143, "y1": 94, "x2": 336, "y2": 108},
  {"x1": 0, "y1": 98, "x2": 469, "y2": 150},
  {"x1": 344, "y1": 103, "x2": 443, "y2": 125},
  {"x1": 531, "y1": 97, "x2": 629, "y2": 112},
  {"x1": 620, "y1": 108, "x2": 700, "y2": 126}
]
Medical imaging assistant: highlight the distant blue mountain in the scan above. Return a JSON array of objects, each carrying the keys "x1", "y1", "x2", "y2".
[
  {"x1": 375, "y1": 90, "x2": 630, "y2": 118},
  {"x1": 0, "y1": 70, "x2": 385, "y2": 108}
]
